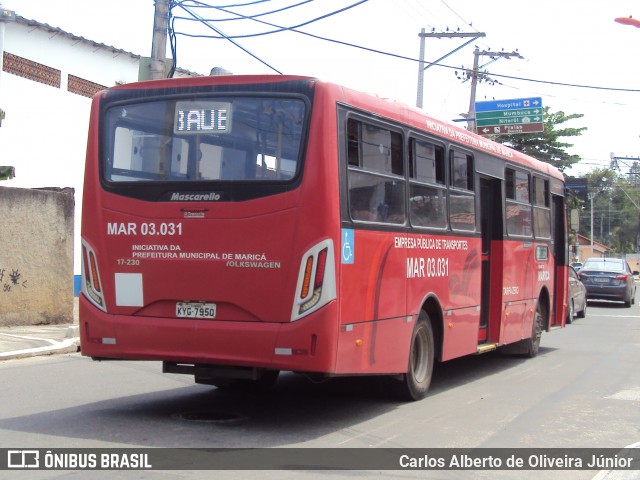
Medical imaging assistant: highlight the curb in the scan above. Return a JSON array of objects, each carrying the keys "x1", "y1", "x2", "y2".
[{"x1": 0, "y1": 326, "x2": 80, "y2": 361}]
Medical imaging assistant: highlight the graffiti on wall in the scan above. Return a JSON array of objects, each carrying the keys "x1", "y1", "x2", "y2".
[{"x1": 0, "y1": 268, "x2": 28, "y2": 292}]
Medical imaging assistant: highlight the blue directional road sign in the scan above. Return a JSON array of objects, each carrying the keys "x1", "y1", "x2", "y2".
[
  {"x1": 475, "y1": 97, "x2": 543, "y2": 113},
  {"x1": 474, "y1": 97, "x2": 544, "y2": 135}
]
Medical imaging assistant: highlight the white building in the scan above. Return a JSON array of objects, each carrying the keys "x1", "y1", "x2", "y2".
[{"x1": 0, "y1": 12, "x2": 198, "y2": 277}]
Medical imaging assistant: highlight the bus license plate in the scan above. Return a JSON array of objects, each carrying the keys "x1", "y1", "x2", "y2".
[{"x1": 176, "y1": 302, "x2": 216, "y2": 319}]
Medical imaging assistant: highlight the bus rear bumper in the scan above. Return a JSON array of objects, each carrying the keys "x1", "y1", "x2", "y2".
[{"x1": 79, "y1": 295, "x2": 338, "y2": 373}]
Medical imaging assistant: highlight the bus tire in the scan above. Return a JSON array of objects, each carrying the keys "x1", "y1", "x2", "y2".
[
  {"x1": 523, "y1": 303, "x2": 543, "y2": 358},
  {"x1": 387, "y1": 311, "x2": 434, "y2": 401},
  {"x1": 500, "y1": 301, "x2": 544, "y2": 357}
]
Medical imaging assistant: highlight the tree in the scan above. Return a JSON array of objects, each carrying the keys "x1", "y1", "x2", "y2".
[
  {"x1": 0, "y1": 166, "x2": 15, "y2": 180},
  {"x1": 576, "y1": 168, "x2": 640, "y2": 254},
  {"x1": 488, "y1": 106, "x2": 586, "y2": 172}
]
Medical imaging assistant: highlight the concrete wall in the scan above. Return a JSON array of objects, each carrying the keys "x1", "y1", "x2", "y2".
[{"x1": 0, "y1": 186, "x2": 74, "y2": 325}]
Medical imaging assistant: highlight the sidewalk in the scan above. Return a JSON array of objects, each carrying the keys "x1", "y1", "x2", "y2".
[{"x1": 0, "y1": 298, "x2": 80, "y2": 361}]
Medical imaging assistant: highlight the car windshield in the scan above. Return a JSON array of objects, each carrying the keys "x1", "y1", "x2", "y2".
[{"x1": 582, "y1": 259, "x2": 625, "y2": 272}]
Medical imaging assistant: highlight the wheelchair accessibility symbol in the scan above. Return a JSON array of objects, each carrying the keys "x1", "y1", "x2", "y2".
[{"x1": 341, "y1": 229, "x2": 354, "y2": 264}]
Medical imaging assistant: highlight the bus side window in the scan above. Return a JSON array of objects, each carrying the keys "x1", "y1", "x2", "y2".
[
  {"x1": 409, "y1": 138, "x2": 447, "y2": 229},
  {"x1": 350, "y1": 185, "x2": 381, "y2": 222},
  {"x1": 505, "y1": 167, "x2": 533, "y2": 237},
  {"x1": 533, "y1": 176, "x2": 551, "y2": 238},
  {"x1": 449, "y1": 149, "x2": 476, "y2": 231},
  {"x1": 346, "y1": 118, "x2": 405, "y2": 224},
  {"x1": 347, "y1": 119, "x2": 360, "y2": 167}
]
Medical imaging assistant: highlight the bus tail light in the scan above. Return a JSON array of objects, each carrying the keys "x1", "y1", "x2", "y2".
[
  {"x1": 81, "y1": 239, "x2": 106, "y2": 311},
  {"x1": 291, "y1": 239, "x2": 336, "y2": 321}
]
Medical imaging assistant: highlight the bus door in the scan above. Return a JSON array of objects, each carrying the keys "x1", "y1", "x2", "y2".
[
  {"x1": 479, "y1": 176, "x2": 504, "y2": 343},
  {"x1": 551, "y1": 193, "x2": 567, "y2": 326}
]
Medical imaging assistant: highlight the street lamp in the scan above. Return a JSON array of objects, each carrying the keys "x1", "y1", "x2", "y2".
[{"x1": 615, "y1": 16, "x2": 640, "y2": 28}]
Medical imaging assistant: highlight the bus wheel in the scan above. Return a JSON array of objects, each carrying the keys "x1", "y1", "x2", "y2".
[
  {"x1": 387, "y1": 311, "x2": 434, "y2": 401},
  {"x1": 524, "y1": 303, "x2": 543, "y2": 358},
  {"x1": 499, "y1": 302, "x2": 544, "y2": 357}
]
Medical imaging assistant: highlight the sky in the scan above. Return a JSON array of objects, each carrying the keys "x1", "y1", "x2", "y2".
[{"x1": 5, "y1": 0, "x2": 640, "y2": 176}]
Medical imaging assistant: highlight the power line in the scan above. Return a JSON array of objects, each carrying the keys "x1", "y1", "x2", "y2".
[
  {"x1": 439, "y1": 0, "x2": 477, "y2": 32},
  {"x1": 169, "y1": 1, "x2": 640, "y2": 93},
  {"x1": 172, "y1": 2, "x2": 283, "y2": 74},
  {"x1": 171, "y1": 0, "x2": 317, "y2": 23},
  {"x1": 191, "y1": 0, "x2": 274, "y2": 8},
  {"x1": 172, "y1": 0, "x2": 369, "y2": 38}
]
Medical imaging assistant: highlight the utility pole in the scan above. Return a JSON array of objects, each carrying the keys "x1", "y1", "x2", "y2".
[
  {"x1": 610, "y1": 153, "x2": 640, "y2": 177},
  {"x1": 416, "y1": 29, "x2": 485, "y2": 109},
  {"x1": 149, "y1": 0, "x2": 170, "y2": 80},
  {"x1": 466, "y1": 47, "x2": 481, "y2": 133},
  {"x1": 589, "y1": 192, "x2": 595, "y2": 258},
  {"x1": 461, "y1": 47, "x2": 523, "y2": 133}
]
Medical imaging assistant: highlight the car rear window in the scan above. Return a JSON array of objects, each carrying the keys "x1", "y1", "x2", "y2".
[{"x1": 582, "y1": 260, "x2": 625, "y2": 272}]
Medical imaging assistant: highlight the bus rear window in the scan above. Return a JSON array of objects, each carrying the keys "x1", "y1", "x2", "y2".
[{"x1": 103, "y1": 97, "x2": 306, "y2": 183}]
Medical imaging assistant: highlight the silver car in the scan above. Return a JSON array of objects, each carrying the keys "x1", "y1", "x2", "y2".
[
  {"x1": 567, "y1": 266, "x2": 587, "y2": 322},
  {"x1": 579, "y1": 258, "x2": 638, "y2": 308}
]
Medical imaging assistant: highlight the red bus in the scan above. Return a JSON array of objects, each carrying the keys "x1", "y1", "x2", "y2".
[{"x1": 80, "y1": 75, "x2": 568, "y2": 400}]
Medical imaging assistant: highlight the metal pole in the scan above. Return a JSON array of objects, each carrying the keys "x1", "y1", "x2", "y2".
[
  {"x1": 466, "y1": 47, "x2": 480, "y2": 133},
  {"x1": 416, "y1": 30, "x2": 485, "y2": 111},
  {"x1": 589, "y1": 192, "x2": 594, "y2": 258},
  {"x1": 416, "y1": 28, "x2": 426, "y2": 109},
  {"x1": 149, "y1": 0, "x2": 169, "y2": 80}
]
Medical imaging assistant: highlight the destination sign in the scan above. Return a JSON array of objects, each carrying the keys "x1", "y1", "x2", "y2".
[{"x1": 174, "y1": 101, "x2": 232, "y2": 135}]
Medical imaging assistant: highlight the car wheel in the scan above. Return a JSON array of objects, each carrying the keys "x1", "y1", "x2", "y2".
[
  {"x1": 566, "y1": 300, "x2": 574, "y2": 324},
  {"x1": 577, "y1": 299, "x2": 586, "y2": 318}
]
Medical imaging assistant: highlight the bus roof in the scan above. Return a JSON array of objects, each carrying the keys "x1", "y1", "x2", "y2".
[{"x1": 106, "y1": 74, "x2": 563, "y2": 182}]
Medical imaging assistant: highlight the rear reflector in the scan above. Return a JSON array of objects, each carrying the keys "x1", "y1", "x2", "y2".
[
  {"x1": 291, "y1": 239, "x2": 336, "y2": 321},
  {"x1": 81, "y1": 239, "x2": 106, "y2": 311}
]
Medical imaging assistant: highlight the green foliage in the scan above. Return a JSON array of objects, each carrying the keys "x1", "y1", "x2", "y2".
[
  {"x1": 0, "y1": 166, "x2": 15, "y2": 180},
  {"x1": 575, "y1": 168, "x2": 640, "y2": 254},
  {"x1": 488, "y1": 106, "x2": 586, "y2": 172}
]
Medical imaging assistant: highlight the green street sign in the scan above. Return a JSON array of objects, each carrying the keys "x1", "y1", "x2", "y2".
[
  {"x1": 476, "y1": 114, "x2": 543, "y2": 127},
  {"x1": 475, "y1": 108, "x2": 543, "y2": 120}
]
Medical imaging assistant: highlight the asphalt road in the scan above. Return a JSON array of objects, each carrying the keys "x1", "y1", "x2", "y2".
[{"x1": 0, "y1": 299, "x2": 638, "y2": 480}]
